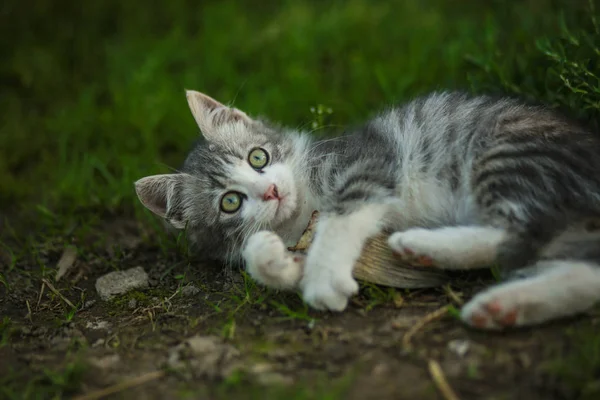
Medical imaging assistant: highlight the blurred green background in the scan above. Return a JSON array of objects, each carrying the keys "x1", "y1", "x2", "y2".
[{"x1": 1, "y1": 0, "x2": 598, "y2": 232}]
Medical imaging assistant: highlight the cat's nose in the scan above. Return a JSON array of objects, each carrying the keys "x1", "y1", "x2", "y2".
[{"x1": 263, "y1": 184, "x2": 279, "y2": 201}]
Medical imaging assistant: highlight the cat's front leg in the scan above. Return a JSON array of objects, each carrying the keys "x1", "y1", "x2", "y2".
[
  {"x1": 243, "y1": 231, "x2": 304, "y2": 290},
  {"x1": 301, "y1": 204, "x2": 387, "y2": 311}
]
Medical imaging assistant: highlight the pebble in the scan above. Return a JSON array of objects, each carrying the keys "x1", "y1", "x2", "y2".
[
  {"x1": 127, "y1": 298, "x2": 137, "y2": 309},
  {"x1": 447, "y1": 339, "x2": 471, "y2": 357},
  {"x1": 95, "y1": 266, "x2": 149, "y2": 301},
  {"x1": 180, "y1": 285, "x2": 201, "y2": 297}
]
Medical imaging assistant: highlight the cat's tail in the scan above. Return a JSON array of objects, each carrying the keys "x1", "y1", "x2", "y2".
[
  {"x1": 496, "y1": 210, "x2": 600, "y2": 279},
  {"x1": 539, "y1": 224, "x2": 600, "y2": 263}
]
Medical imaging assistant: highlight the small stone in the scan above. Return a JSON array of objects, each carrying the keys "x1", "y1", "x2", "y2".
[
  {"x1": 95, "y1": 266, "x2": 149, "y2": 301},
  {"x1": 173, "y1": 335, "x2": 241, "y2": 380},
  {"x1": 187, "y1": 335, "x2": 222, "y2": 354},
  {"x1": 89, "y1": 354, "x2": 120, "y2": 370},
  {"x1": 85, "y1": 320, "x2": 110, "y2": 330},
  {"x1": 167, "y1": 346, "x2": 183, "y2": 369},
  {"x1": 447, "y1": 339, "x2": 470, "y2": 357},
  {"x1": 127, "y1": 298, "x2": 137, "y2": 309},
  {"x1": 180, "y1": 285, "x2": 201, "y2": 297},
  {"x1": 81, "y1": 300, "x2": 97, "y2": 311}
]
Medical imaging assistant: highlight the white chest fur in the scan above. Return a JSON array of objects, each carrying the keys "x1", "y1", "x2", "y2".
[{"x1": 387, "y1": 174, "x2": 477, "y2": 231}]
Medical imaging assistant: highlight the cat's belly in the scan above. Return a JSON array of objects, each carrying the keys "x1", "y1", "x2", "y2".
[{"x1": 387, "y1": 178, "x2": 477, "y2": 230}]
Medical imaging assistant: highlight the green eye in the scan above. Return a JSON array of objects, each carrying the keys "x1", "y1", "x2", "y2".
[
  {"x1": 220, "y1": 191, "x2": 243, "y2": 213},
  {"x1": 248, "y1": 147, "x2": 269, "y2": 170}
]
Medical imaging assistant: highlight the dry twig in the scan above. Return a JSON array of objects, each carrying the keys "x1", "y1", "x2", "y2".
[
  {"x1": 428, "y1": 359, "x2": 460, "y2": 400},
  {"x1": 25, "y1": 300, "x2": 33, "y2": 323},
  {"x1": 443, "y1": 284, "x2": 464, "y2": 306},
  {"x1": 402, "y1": 305, "x2": 449, "y2": 350},
  {"x1": 41, "y1": 278, "x2": 76, "y2": 309},
  {"x1": 36, "y1": 281, "x2": 46, "y2": 311},
  {"x1": 73, "y1": 370, "x2": 166, "y2": 400}
]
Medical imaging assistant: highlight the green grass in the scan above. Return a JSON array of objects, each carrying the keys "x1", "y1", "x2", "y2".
[
  {"x1": 0, "y1": 360, "x2": 88, "y2": 400},
  {"x1": 2, "y1": 0, "x2": 598, "y2": 233},
  {"x1": 203, "y1": 271, "x2": 317, "y2": 337},
  {"x1": 543, "y1": 326, "x2": 600, "y2": 399},
  {"x1": 191, "y1": 368, "x2": 356, "y2": 400},
  {"x1": 0, "y1": 317, "x2": 14, "y2": 347}
]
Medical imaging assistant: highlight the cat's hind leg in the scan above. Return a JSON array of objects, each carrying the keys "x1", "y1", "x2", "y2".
[
  {"x1": 242, "y1": 231, "x2": 304, "y2": 290},
  {"x1": 461, "y1": 260, "x2": 600, "y2": 330},
  {"x1": 388, "y1": 226, "x2": 506, "y2": 269}
]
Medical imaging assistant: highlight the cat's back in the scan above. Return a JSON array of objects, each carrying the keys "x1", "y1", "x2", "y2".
[
  {"x1": 382, "y1": 90, "x2": 595, "y2": 145},
  {"x1": 368, "y1": 90, "x2": 598, "y2": 173},
  {"x1": 357, "y1": 91, "x2": 550, "y2": 227},
  {"x1": 361, "y1": 91, "x2": 503, "y2": 181},
  {"x1": 370, "y1": 91, "x2": 519, "y2": 148}
]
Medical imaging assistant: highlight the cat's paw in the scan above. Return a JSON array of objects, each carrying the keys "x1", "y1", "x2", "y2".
[
  {"x1": 242, "y1": 231, "x2": 303, "y2": 290},
  {"x1": 460, "y1": 284, "x2": 538, "y2": 330},
  {"x1": 388, "y1": 229, "x2": 439, "y2": 267},
  {"x1": 301, "y1": 263, "x2": 359, "y2": 312}
]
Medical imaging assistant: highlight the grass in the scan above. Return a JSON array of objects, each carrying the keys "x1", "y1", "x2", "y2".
[
  {"x1": 0, "y1": 317, "x2": 14, "y2": 347},
  {"x1": 2, "y1": 0, "x2": 597, "y2": 230},
  {"x1": 2, "y1": 0, "x2": 600, "y2": 398},
  {"x1": 543, "y1": 326, "x2": 600, "y2": 399},
  {"x1": 175, "y1": 368, "x2": 355, "y2": 400},
  {"x1": 216, "y1": 371, "x2": 355, "y2": 400},
  {"x1": 0, "y1": 359, "x2": 88, "y2": 400}
]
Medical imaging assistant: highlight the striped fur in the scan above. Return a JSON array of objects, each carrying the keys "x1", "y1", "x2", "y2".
[{"x1": 136, "y1": 90, "x2": 600, "y2": 330}]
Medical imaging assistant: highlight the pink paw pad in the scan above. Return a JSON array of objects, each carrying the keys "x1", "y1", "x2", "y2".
[
  {"x1": 392, "y1": 247, "x2": 437, "y2": 267},
  {"x1": 468, "y1": 300, "x2": 519, "y2": 329}
]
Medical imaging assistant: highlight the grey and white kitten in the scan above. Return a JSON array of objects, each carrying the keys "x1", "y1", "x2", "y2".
[{"x1": 135, "y1": 90, "x2": 600, "y2": 330}]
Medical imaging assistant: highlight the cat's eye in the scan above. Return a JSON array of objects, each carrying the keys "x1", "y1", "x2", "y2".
[
  {"x1": 220, "y1": 191, "x2": 243, "y2": 213},
  {"x1": 248, "y1": 147, "x2": 269, "y2": 170}
]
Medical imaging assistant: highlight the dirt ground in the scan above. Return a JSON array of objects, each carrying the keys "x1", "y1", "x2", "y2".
[{"x1": 1, "y1": 219, "x2": 598, "y2": 400}]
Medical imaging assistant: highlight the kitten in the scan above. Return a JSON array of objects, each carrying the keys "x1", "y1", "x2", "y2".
[{"x1": 135, "y1": 90, "x2": 600, "y2": 330}]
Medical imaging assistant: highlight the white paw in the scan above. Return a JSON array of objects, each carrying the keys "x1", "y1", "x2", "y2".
[
  {"x1": 301, "y1": 259, "x2": 359, "y2": 312},
  {"x1": 242, "y1": 231, "x2": 303, "y2": 290},
  {"x1": 389, "y1": 226, "x2": 505, "y2": 270},
  {"x1": 460, "y1": 283, "x2": 542, "y2": 330},
  {"x1": 388, "y1": 229, "x2": 440, "y2": 267}
]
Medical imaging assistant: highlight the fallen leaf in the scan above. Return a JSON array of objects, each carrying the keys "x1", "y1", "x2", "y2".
[{"x1": 56, "y1": 246, "x2": 78, "y2": 282}]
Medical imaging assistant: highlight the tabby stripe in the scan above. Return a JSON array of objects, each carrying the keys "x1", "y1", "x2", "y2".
[
  {"x1": 208, "y1": 174, "x2": 226, "y2": 189},
  {"x1": 475, "y1": 163, "x2": 586, "y2": 204},
  {"x1": 338, "y1": 189, "x2": 373, "y2": 203},
  {"x1": 336, "y1": 173, "x2": 395, "y2": 196},
  {"x1": 479, "y1": 147, "x2": 592, "y2": 183}
]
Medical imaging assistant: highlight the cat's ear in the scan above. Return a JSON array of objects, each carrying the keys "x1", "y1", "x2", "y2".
[
  {"x1": 185, "y1": 90, "x2": 252, "y2": 139},
  {"x1": 134, "y1": 174, "x2": 189, "y2": 229}
]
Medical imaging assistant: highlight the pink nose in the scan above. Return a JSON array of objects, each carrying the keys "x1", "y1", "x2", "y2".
[{"x1": 263, "y1": 184, "x2": 279, "y2": 201}]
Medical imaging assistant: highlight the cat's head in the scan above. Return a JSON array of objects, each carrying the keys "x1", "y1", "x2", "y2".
[{"x1": 134, "y1": 90, "x2": 309, "y2": 262}]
